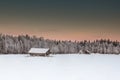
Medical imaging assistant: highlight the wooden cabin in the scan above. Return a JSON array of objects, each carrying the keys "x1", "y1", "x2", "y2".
[{"x1": 28, "y1": 48, "x2": 50, "y2": 56}]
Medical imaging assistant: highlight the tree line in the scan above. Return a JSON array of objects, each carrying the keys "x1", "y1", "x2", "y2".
[{"x1": 0, "y1": 34, "x2": 120, "y2": 54}]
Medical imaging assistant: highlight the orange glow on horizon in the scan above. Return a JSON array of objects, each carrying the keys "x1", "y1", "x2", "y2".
[
  {"x1": 0, "y1": 24, "x2": 120, "y2": 41},
  {"x1": 0, "y1": 30, "x2": 119, "y2": 42}
]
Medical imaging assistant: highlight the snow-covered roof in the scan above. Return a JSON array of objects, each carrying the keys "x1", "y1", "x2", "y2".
[{"x1": 28, "y1": 48, "x2": 49, "y2": 54}]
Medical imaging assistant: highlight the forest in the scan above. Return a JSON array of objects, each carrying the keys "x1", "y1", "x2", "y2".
[{"x1": 0, "y1": 34, "x2": 120, "y2": 54}]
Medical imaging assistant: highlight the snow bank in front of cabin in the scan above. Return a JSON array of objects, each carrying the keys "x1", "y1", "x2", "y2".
[{"x1": 0, "y1": 54, "x2": 120, "y2": 80}]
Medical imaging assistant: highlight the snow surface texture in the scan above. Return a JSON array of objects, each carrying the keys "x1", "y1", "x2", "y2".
[
  {"x1": 0, "y1": 54, "x2": 120, "y2": 80},
  {"x1": 28, "y1": 48, "x2": 49, "y2": 54}
]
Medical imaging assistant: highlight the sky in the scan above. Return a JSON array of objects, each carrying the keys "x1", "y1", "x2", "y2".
[{"x1": 0, "y1": 0, "x2": 120, "y2": 41}]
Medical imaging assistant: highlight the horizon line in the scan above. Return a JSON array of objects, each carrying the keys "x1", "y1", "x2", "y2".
[{"x1": 0, "y1": 33, "x2": 119, "y2": 42}]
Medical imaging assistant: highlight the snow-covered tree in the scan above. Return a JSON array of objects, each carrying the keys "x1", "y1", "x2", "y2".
[{"x1": 0, "y1": 34, "x2": 119, "y2": 54}]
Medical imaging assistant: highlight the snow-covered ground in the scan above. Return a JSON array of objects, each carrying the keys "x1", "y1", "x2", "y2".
[{"x1": 0, "y1": 54, "x2": 120, "y2": 80}]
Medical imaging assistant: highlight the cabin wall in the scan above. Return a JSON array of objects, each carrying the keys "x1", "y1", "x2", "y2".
[{"x1": 29, "y1": 53, "x2": 49, "y2": 56}]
